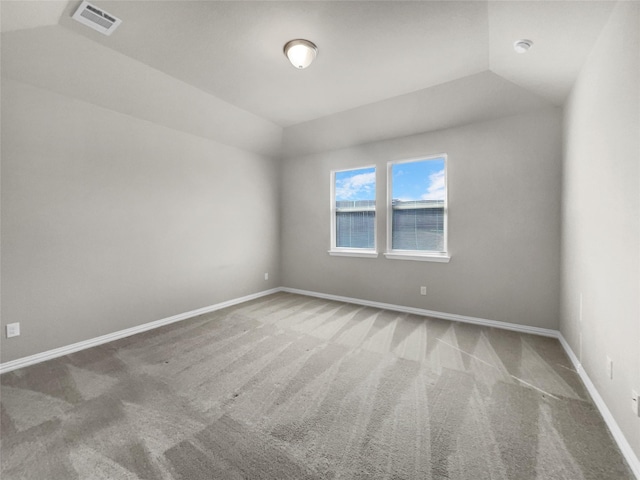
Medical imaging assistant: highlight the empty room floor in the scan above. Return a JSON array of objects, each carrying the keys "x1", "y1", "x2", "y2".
[{"x1": 0, "y1": 292, "x2": 634, "y2": 479}]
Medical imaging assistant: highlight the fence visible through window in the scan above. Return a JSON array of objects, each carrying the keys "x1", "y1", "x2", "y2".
[
  {"x1": 332, "y1": 166, "x2": 376, "y2": 252},
  {"x1": 388, "y1": 155, "x2": 447, "y2": 255}
]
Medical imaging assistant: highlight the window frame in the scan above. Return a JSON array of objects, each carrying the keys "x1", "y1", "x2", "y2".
[
  {"x1": 329, "y1": 165, "x2": 378, "y2": 258},
  {"x1": 384, "y1": 154, "x2": 450, "y2": 263}
]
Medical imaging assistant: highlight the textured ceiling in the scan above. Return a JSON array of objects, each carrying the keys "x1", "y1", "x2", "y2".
[{"x1": 2, "y1": 1, "x2": 617, "y2": 128}]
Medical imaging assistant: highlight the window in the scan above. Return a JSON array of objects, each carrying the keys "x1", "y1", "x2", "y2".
[
  {"x1": 329, "y1": 166, "x2": 378, "y2": 257},
  {"x1": 385, "y1": 155, "x2": 450, "y2": 262}
]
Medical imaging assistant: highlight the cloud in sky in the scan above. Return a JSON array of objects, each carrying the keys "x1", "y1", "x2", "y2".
[
  {"x1": 421, "y1": 169, "x2": 445, "y2": 200},
  {"x1": 336, "y1": 171, "x2": 375, "y2": 200}
]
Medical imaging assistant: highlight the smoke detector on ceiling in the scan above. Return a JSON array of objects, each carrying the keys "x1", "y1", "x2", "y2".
[
  {"x1": 513, "y1": 39, "x2": 533, "y2": 54},
  {"x1": 72, "y1": 1, "x2": 122, "y2": 36}
]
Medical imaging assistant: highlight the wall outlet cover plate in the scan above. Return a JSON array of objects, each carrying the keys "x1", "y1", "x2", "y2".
[{"x1": 6, "y1": 323, "x2": 20, "y2": 338}]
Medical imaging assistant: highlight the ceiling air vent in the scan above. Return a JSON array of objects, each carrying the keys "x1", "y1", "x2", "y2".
[{"x1": 72, "y1": 1, "x2": 122, "y2": 36}]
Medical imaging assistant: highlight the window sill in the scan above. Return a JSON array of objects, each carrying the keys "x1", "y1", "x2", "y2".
[
  {"x1": 383, "y1": 252, "x2": 451, "y2": 263},
  {"x1": 328, "y1": 250, "x2": 379, "y2": 259}
]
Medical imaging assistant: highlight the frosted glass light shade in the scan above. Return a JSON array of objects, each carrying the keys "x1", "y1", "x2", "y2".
[{"x1": 284, "y1": 39, "x2": 318, "y2": 69}]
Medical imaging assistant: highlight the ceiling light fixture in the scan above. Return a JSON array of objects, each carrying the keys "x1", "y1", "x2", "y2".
[
  {"x1": 513, "y1": 39, "x2": 533, "y2": 54},
  {"x1": 284, "y1": 39, "x2": 318, "y2": 69}
]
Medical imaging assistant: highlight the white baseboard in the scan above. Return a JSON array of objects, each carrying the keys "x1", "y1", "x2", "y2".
[
  {"x1": 557, "y1": 334, "x2": 640, "y2": 479},
  {"x1": 0, "y1": 288, "x2": 280, "y2": 375},
  {"x1": 280, "y1": 287, "x2": 559, "y2": 338}
]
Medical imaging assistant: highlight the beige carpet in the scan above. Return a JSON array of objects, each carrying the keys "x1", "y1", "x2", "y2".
[{"x1": 0, "y1": 292, "x2": 634, "y2": 479}]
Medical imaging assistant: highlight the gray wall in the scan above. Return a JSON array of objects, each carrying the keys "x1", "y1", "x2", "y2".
[
  {"x1": 281, "y1": 71, "x2": 553, "y2": 158},
  {"x1": 561, "y1": 1, "x2": 640, "y2": 458},
  {"x1": 281, "y1": 108, "x2": 563, "y2": 329},
  {"x1": 1, "y1": 26, "x2": 282, "y2": 157},
  {"x1": 1, "y1": 78, "x2": 281, "y2": 363}
]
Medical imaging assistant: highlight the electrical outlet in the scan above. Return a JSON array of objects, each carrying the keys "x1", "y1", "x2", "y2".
[
  {"x1": 606, "y1": 356, "x2": 613, "y2": 380},
  {"x1": 6, "y1": 323, "x2": 20, "y2": 338},
  {"x1": 264, "y1": 272, "x2": 269, "y2": 281},
  {"x1": 420, "y1": 286, "x2": 427, "y2": 296},
  {"x1": 633, "y1": 390, "x2": 639, "y2": 417}
]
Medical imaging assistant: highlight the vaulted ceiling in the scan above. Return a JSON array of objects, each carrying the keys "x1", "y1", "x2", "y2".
[{"x1": 1, "y1": 1, "x2": 618, "y2": 155}]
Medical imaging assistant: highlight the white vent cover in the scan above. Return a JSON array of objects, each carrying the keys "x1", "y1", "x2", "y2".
[{"x1": 72, "y1": 1, "x2": 122, "y2": 36}]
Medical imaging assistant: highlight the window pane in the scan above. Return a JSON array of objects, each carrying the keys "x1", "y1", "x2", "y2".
[
  {"x1": 391, "y1": 158, "x2": 446, "y2": 252},
  {"x1": 335, "y1": 167, "x2": 375, "y2": 249}
]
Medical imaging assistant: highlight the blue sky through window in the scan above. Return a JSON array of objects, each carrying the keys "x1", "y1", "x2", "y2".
[
  {"x1": 335, "y1": 167, "x2": 376, "y2": 201},
  {"x1": 392, "y1": 157, "x2": 445, "y2": 201},
  {"x1": 334, "y1": 158, "x2": 445, "y2": 202}
]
